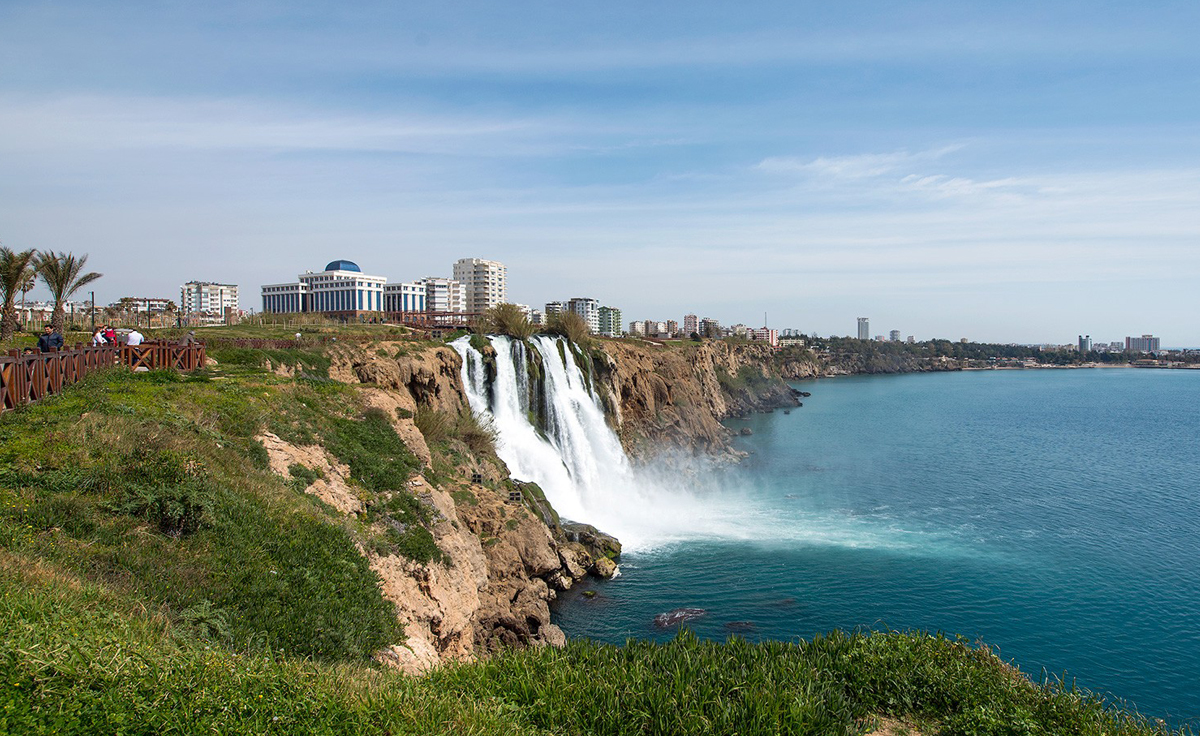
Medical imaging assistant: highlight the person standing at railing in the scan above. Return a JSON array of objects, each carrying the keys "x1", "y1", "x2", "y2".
[
  {"x1": 178, "y1": 330, "x2": 197, "y2": 346},
  {"x1": 37, "y1": 325, "x2": 63, "y2": 353},
  {"x1": 126, "y1": 328, "x2": 145, "y2": 346},
  {"x1": 91, "y1": 328, "x2": 108, "y2": 346},
  {"x1": 103, "y1": 324, "x2": 116, "y2": 343}
]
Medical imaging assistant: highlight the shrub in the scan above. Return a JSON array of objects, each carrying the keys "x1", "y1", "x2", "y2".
[
  {"x1": 476, "y1": 303, "x2": 535, "y2": 339},
  {"x1": 456, "y1": 411, "x2": 499, "y2": 458},
  {"x1": 287, "y1": 463, "x2": 324, "y2": 493},
  {"x1": 544, "y1": 311, "x2": 592, "y2": 347},
  {"x1": 414, "y1": 407, "x2": 454, "y2": 445},
  {"x1": 102, "y1": 449, "x2": 213, "y2": 537}
]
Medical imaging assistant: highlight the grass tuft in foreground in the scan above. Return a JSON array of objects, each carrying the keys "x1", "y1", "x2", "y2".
[{"x1": 1, "y1": 553, "x2": 1186, "y2": 735}]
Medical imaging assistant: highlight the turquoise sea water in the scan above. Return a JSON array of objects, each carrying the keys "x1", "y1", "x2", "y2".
[{"x1": 553, "y1": 368, "x2": 1200, "y2": 723}]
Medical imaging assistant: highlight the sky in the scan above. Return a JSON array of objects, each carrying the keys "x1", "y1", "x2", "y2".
[{"x1": 1, "y1": 1, "x2": 1198, "y2": 345}]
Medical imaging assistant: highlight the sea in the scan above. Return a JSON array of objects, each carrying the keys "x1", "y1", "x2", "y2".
[{"x1": 552, "y1": 368, "x2": 1200, "y2": 723}]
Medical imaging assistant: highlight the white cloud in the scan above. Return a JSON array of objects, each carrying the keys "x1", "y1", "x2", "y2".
[{"x1": 756, "y1": 145, "x2": 964, "y2": 179}]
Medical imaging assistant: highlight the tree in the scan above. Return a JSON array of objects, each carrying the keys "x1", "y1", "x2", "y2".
[
  {"x1": 0, "y1": 246, "x2": 38, "y2": 342},
  {"x1": 19, "y1": 273, "x2": 35, "y2": 311},
  {"x1": 35, "y1": 251, "x2": 102, "y2": 334}
]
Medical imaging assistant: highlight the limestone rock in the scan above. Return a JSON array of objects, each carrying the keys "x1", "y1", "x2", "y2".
[
  {"x1": 256, "y1": 431, "x2": 363, "y2": 515},
  {"x1": 593, "y1": 556, "x2": 618, "y2": 579}
]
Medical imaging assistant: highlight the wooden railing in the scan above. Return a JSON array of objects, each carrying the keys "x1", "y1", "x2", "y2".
[{"x1": 0, "y1": 341, "x2": 206, "y2": 413}]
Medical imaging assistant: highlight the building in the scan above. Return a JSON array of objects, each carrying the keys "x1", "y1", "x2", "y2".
[
  {"x1": 700, "y1": 317, "x2": 722, "y2": 338},
  {"x1": 1126, "y1": 334, "x2": 1161, "y2": 352},
  {"x1": 889, "y1": 329, "x2": 901, "y2": 342},
  {"x1": 1078, "y1": 335, "x2": 1092, "y2": 352},
  {"x1": 598, "y1": 306, "x2": 622, "y2": 337},
  {"x1": 628, "y1": 320, "x2": 645, "y2": 336},
  {"x1": 664, "y1": 319, "x2": 678, "y2": 337},
  {"x1": 567, "y1": 297, "x2": 600, "y2": 333},
  {"x1": 180, "y1": 282, "x2": 239, "y2": 318},
  {"x1": 383, "y1": 282, "x2": 427, "y2": 313},
  {"x1": 907, "y1": 335, "x2": 915, "y2": 344},
  {"x1": 778, "y1": 336, "x2": 806, "y2": 348},
  {"x1": 261, "y1": 282, "x2": 307, "y2": 314},
  {"x1": 109, "y1": 297, "x2": 175, "y2": 314},
  {"x1": 747, "y1": 327, "x2": 779, "y2": 347},
  {"x1": 683, "y1": 314, "x2": 699, "y2": 337},
  {"x1": 419, "y1": 277, "x2": 465, "y2": 313},
  {"x1": 452, "y1": 258, "x2": 507, "y2": 313},
  {"x1": 857, "y1": 317, "x2": 870, "y2": 340},
  {"x1": 544, "y1": 301, "x2": 567, "y2": 318},
  {"x1": 261, "y1": 259, "x2": 386, "y2": 315}
]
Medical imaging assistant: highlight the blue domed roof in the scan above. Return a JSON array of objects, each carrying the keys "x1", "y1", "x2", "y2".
[{"x1": 324, "y1": 260, "x2": 361, "y2": 273}]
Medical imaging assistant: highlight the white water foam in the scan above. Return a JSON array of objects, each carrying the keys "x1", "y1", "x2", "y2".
[
  {"x1": 451, "y1": 335, "x2": 952, "y2": 555},
  {"x1": 452, "y1": 335, "x2": 777, "y2": 550}
]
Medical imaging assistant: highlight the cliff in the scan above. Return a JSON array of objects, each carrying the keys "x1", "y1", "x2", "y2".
[
  {"x1": 321, "y1": 342, "x2": 617, "y2": 672},
  {"x1": 593, "y1": 339, "x2": 799, "y2": 461}
]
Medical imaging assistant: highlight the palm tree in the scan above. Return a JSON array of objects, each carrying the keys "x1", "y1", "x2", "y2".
[
  {"x1": 1, "y1": 246, "x2": 38, "y2": 342},
  {"x1": 35, "y1": 251, "x2": 102, "y2": 334},
  {"x1": 19, "y1": 274, "x2": 35, "y2": 311}
]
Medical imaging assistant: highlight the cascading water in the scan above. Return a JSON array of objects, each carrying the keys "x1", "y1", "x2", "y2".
[{"x1": 452, "y1": 335, "x2": 761, "y2": 550}]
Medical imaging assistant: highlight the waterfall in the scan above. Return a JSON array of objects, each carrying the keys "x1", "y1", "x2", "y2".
[{"x1": 451, "y1": 335, "x2": 753, "y2": 550}]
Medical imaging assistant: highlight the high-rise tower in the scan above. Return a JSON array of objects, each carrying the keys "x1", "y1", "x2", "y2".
[{"x1": 452, "y1": 258, "x2": 507, "y2": 313}]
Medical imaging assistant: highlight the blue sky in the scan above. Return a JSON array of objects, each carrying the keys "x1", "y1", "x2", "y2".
[{"x1": 2, "y1": 1, "x2": 1198, "y2": 343}]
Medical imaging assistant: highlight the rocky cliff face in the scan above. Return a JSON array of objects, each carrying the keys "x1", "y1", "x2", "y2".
[
  {"x1": 257, "y1": 342, "x2": 621, "y2": 674},
  {"x1": 593, "y1": 340, "x2": 799, "y2": 462},
  {"x1": 270, "y1": 338, "x2": 795, "y2": 672}
]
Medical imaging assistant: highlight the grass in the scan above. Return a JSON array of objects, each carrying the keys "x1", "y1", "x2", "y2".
[
  {"x1": 544, "y1": 311, "x2": 592, "y2": 348},
  {"x1": 0, "y1": 555, "x2": 1185, "y2": 735},
  {"x1": 475, "y1": 303, "x2": 535, "y2": 339},
  {"x1": 0, "y1": 356, "x2": 435, "y2": 662}
]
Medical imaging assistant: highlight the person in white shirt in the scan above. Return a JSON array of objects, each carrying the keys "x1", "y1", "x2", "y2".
[
  {"x1": 91, "y1": 329, "x2": 107, "y2": 346},
  {"x1": 126, "y1": 329, "x2": 144, "y2": 346}
]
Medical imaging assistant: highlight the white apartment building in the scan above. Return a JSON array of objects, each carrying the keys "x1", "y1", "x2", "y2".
[
  {"x1": 452, "y1": 258, "x2": 507, "y2": 313},
  {"x1": 180, "y1": 282, "x2": 239, "y2": 316},
  {"x1": 420, "y1": 277, "x2": 466, "y2": 313},
  {"x1": 683, "y1": 314, "x2": 699, "y2": 336},
  {"x1": 544, "y1": 301, "x2": 567, "y2": 317},
  {"x1": 567, "y1": 297, "x2": 600, "y2": 334},
  {"x1": 628, "y1": 321, "x2": 645, "y2": 336},
  {"x1": 383, "y1": 282, "x2": 427, "y2": 313}
]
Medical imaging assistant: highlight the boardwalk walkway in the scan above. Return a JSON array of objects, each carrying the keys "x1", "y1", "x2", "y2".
[{"x1": 0, "y1": 341, "x2": 207, "y2": 413}]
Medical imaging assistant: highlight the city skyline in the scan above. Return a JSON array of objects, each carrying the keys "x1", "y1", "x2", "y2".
[{"x1": 2, "y1": 2, "x2": 1199, "y2": 343}]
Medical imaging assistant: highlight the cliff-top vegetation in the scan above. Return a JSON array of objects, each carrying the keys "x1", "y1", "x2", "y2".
[{"x1": 0, "y1": 331, "x2": 1188, "y2": 734}]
